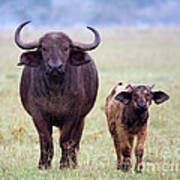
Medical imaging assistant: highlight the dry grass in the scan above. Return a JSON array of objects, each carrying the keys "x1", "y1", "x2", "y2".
[{"x1": 0, "y1": 27, "x2": 180, "y2": 179}]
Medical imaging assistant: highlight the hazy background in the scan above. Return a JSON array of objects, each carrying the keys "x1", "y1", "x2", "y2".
[
  {"x1": 1, "y1": 0, "x2": 180, "y2": 179},
  {"x1": 0, "y1": 0, "x2": 180, "y2": 28}
]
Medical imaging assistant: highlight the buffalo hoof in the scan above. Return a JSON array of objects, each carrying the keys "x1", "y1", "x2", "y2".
[
  {"x1": 135, "y1": 163, "x2": 143, "y2": 173},
  {"x1": 120, "y1": 164, "x2": 130, "y2": 172},
  {"x1": 118, "y1": 159, "x2": 132, "y2": 172},
  {"x1": 38, "y1": 163, "x2": 51, "y2": 170},
  {"x1": 60, "y1": 161, "x2": 70, "y2": 169},
  {"x1": 71, "y1": 162, "x2": 77, "y2": 169}
]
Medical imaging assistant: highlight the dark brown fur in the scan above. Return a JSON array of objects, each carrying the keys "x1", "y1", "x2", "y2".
[
  {"x1": 17, "y1": 31, "x2": 99, "y2": 169},
  {"x1": 105, "y1": 82, "x2": 169, "y2": 172}
]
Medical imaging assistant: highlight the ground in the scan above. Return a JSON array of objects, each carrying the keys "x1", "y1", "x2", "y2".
[{"x1": 0, "y1": 27, "x2": 180, "y2": 179}]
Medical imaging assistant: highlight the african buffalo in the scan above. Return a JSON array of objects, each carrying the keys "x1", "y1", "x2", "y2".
[
  {"x1": 15, "y1": 21, "x2": 100, "y2": 169},
  {"x1": 105, "y1": 82, "x2": 169, "y2": 172}
]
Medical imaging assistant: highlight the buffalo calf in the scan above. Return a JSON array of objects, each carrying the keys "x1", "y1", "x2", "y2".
[{"x1": 105, "y1": 82, "x2": 169, "y2": 172}]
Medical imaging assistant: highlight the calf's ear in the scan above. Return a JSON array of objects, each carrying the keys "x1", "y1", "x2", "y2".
[
  {"x1": 152, "y1": 91, "x2": 169, "y2": 104},
  {"x1": 17, "y1": 51, "x2": 42, "y2": 67},
  {"x1": 70, "y1": 50, "x2": 91, "y2": 66},
  {"x1": 114, "y1": 91, "x2": 132, "y2": 105}
]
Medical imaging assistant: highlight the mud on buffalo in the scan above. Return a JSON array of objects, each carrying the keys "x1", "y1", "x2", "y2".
[{"x1": 15, "y1": 21, "x2": 101, "y2": 169}]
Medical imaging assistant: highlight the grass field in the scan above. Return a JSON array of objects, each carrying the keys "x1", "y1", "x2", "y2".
[{"x1": 0, "y1": 27, "x2": 180, "y2": 179}]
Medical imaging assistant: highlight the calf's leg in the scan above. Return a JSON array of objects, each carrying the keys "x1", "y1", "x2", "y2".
[
  {"x1": 135, "y1": 129, "x2": 147, "y2": 173},
  {"x1": 120, "y1": 135, "x2": 134, "y2": 171},
  {"x1": 112, "y1": 135, "x2": 122, "y2": 169},
  {"x1": 108, "y1": 121, "x2": 122, "y2": 169}
]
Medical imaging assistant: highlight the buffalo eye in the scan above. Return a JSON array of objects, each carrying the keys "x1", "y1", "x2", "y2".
[
  {"x1": 63, "y1": 47, "x2": 69, "y2": 52},
  {"x1": 42, "y1": 47, "x2": 47, "y2": 52}
]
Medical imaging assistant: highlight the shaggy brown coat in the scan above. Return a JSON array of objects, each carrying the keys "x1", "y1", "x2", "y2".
[{"x1": 105, "y1": 82, "x2": 169, "y2": 172}]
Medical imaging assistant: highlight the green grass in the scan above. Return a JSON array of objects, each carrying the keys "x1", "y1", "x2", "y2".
[{"x1": 0, "y1": 27, "x2": 180, "y2": 179}]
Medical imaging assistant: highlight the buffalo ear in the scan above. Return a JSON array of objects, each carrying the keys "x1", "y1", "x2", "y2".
[
  {"x1": 70, "y1": 50, "x2": 91, "y2": 66},
  {"x1": 17, "y1": 51, "x2": 42, "y2": 67},
  {"x1": 114, "y1": 91, "x2": 132, "y2": 105},
  {"x1": 152, "y1": 91, "x2": 169, "y2": 104}
]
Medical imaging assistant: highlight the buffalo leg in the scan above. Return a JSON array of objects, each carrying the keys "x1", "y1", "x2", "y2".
[
  {"x1": 60, "y1": 144, "x2": 69, "y2": 169},
  {"x1": 58, "y1": 127, "x2": 69, "y2": 168},
  {"x1": 59, "y1": 116, "x2": 77, "y2": 169},
  {"x1": 135, "y1": 130, "x2": 147, "y2": 173},
  {"x1": 69, "y1": 117, "x2": 85, "y2": 168},
  {"x1": 33, "y1": 118, "x2": 53, "y2": 169},
  {"x1": 59, "y1": 117, "x2": 85, "y2": 169}
]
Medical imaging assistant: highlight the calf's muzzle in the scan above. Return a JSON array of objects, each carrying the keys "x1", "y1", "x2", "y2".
[{"x1": 136, "y1": 101, "x2": 147, "y2": 113}]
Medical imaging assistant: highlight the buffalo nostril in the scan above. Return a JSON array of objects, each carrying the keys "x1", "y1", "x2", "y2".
[
  {"x1": 48, "y1": 64, "x2": 52, "y2": 69},
  {"x1": 48, "y1": 62, "x2": 63, "y2": 70},
  {"x1": 58, "y1": 64, "x2": 63, "y2": 69}
]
